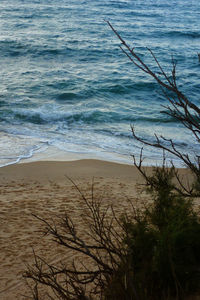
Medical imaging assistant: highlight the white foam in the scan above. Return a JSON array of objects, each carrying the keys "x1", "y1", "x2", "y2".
[{"x1": 0, "y1": 132, "x2": 48, "y2": 167}]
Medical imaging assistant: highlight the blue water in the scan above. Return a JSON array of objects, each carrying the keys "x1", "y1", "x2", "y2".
[{"x1": 0, "y1": 0, "x2": 200, "y2": 167}]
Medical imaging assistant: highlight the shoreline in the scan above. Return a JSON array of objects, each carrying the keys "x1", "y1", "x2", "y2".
[
  {"x1": 0, "y1": 144, "x2": 135, "y2": 168},
  {"x1": 0, "y1": 158, "x2": 142, "y2": 184},
  {"x1": 20, "y1": 146, "x2": 134, "y2": 166},
  {"x1": 0, "y1": 139, "x2": 186, "y2": 169}
]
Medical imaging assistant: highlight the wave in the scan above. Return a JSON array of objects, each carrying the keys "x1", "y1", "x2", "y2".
[
  {"x1": 81, "y1": 81, "x2": 158, "y2": 96},
  {"x1": 0, "y1": 40, "x2": 74, "y2": 57},
  {"x1": 48, "y1": 80, "x2": 159, "y2": 103},
  {"x1": 0, "y1": 39, "x2": 116, "y2": 60},
  {"x1": 0, "y1": 100, "x2": 7, "y2": 107},
  {"x1": 0, "y1": 108, "x2": 177, "y2": 126},
  {"x1": 56, "y1": 92, "x2": 79, "y2": 102},
  {"x1": 165, "y1": 31, "x2": 200, "y2": 39}
]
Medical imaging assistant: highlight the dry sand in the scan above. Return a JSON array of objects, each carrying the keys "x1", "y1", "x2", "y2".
[
  {"x1": 0, "y1": 159, "x2": 146, "y2": 299},
  {"x1": 0, "y1": 159, "x2": 192, "y2": 299}
]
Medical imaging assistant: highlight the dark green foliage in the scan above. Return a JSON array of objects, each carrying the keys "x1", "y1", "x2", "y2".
[{"x1": 105, "y1": 167, "x2": 200, "y2": 300}]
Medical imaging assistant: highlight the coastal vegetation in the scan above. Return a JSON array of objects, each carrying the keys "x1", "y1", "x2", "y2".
[{"x1": 24, "y1": 24, "x2": 200, "y2": 299}]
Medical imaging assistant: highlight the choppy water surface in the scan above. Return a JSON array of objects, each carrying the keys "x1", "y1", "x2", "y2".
[{"x1": 0, "y1": 0, "x2": 200, "y2": 166}]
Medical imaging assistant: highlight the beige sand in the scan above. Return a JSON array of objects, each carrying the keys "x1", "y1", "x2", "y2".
[
  {"x1": 0, "y1": 159, "x2": 191, "y2": 299},
  {"x1": 0, "y1": 159, "x2": 143, "y2": 299}
]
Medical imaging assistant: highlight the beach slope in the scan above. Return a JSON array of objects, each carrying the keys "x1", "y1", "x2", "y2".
[{"x1": 0, "y1": 159, "x2": 145, "y2": 299}]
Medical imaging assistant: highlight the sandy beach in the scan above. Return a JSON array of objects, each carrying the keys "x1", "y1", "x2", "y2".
[
  {"x1": 0, "y1": 159, "x2": 149, "y2": 299},
  {"x1": 0, "y1": 158, "x2": 196, "y2": 299}
]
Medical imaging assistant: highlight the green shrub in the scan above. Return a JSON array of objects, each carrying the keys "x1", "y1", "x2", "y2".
[{"x1": 105, "y1": 167, "x2": 200, "y2": 300}]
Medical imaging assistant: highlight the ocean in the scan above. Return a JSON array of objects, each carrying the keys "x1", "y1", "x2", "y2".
[{"x1": 0, "y1": 0, "x2": 200, "y2": 167}]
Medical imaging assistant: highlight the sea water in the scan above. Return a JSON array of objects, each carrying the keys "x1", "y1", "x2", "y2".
[{"x1": 0, "y1": 0, "x2": 200, "y2": 167}]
